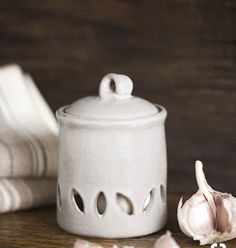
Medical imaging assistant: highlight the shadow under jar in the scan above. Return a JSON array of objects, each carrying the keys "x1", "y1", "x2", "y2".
[{"x1": 56, "y1": 73, "x2": 167, "y2": 238}]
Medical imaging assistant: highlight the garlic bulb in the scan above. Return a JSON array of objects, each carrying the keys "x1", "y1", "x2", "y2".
[
  {"x1": 177, "y1": 160, "x2": 236, "y2": 245},
  {"x1": 154, "y1": 231, "x2": 180, "y2": 248}
]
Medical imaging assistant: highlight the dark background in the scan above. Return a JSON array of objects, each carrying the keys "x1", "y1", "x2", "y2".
[{"x1": 1, "y1": 0, "x2": 236, "y2": 194}]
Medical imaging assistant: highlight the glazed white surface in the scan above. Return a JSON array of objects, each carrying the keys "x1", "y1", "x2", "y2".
[{"x1": 56, "y1": 73, "x2": 167, "y2": 238}]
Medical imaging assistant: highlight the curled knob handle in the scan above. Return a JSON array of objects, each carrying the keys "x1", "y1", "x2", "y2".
[{"x1": 99, "y1": 73, "x2": 133, "y2": 100}]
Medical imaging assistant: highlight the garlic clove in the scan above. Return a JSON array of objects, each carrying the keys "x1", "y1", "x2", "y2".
[
  {"x1": 215, "y1": 194, "x2": 231, "y2": 233},
  {"x1": 117, "y1": 194, "x2": 133, "y2": 215},
  {"x1": 73, "y1": 239, "x2": 103, "y2": 248},
  {"x1": 153, "y1": 231, "x2": 180, "y2": 248},
  {"x1": 177, "y1": 160, "x2": 236, "y2": 245},
  {"x1": 178, "y1": 194, "x2": 215, "y2": 238}
]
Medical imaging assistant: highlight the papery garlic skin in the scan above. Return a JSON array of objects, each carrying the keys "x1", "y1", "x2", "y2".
[
  {"x1": 178, "y1": 194, "x2": 215, "y2": 238},
  {"x1": 177, "y1": 160, "x2": 236, "y2": 245},
  {"x1": 154, "y1": 231, "x2": 180, "y2": 248},
  {"x1": 112, "y1": 246, "x2": 135, "y2": 248},
  {"x1": 73, "y1": 239, "x2": 103, "y2": 248}
]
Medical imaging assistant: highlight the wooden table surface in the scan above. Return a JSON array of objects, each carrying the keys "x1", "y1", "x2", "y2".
[
  {"x1": 0, "y1": 0, "x2": 236, "y2": 247},
  {"x1": 1, "y1": 193, "x2": 235, "y2": 248}
]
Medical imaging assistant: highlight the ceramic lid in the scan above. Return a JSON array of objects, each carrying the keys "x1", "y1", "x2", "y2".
[{"x1": 65, "y1": 73, "x2": 159, "y2": 121}]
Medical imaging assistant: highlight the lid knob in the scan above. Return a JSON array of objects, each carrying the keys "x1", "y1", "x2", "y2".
[{"x1": 99, "y1": 73, "x2": 133, "y2": 100}]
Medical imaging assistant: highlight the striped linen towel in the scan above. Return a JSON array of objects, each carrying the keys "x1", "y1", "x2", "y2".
[
  {"x1": 0, "y1": 64, "x2": 58, "y2": 213},
  {"x1": 0, "y1": 178, "x2": 56, "y2": 213}
]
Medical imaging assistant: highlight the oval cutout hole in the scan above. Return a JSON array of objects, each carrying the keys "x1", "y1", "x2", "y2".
[
  {"x1": 109, "y1": 79, "x2": 116, "y2": 93},
  {"x1": 57, "y1": 184, "x2": 62, "y2": 208},
  {"x1": 116, "y1": 193, "x2": 134, "y2": 215},
  {"x1": 72, "y1": 189, "x2": 84, "y2": 213},
  {"x1": 160, "y1": 184, "x2": 166, "y2": 203},
  {"x1": 143, "y1": 188, "x2": 155, "y2": 212},
  {"x1": 96, "y1": 192, "x2": 106, "y2": 216}
]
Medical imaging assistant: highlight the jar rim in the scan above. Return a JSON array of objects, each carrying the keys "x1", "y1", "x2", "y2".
[{"x1": 56, "y1": 104, "x2": 167, "y2": 128}]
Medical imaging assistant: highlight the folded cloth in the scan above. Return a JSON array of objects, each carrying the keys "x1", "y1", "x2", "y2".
[
  {"x1": 0, "y1": 178, "x2": 56, "y2": 213},
  {"x1": 0, "y1": 65, "x2": 58, "y2": 177},
  {"x1": 0, "y1": 64, "x2": 58, "y2": 213}
]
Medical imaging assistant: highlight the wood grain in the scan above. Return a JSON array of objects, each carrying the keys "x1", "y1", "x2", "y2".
[
  {"x1": 0, "y1": 193, "x2": 235, "y2": 248},
  {"x1": 0, "y1": 0, "x2": 236, "y2": 247},
  {"x1": 1, "y1": 0, "x2": 235, "y2": 194}
]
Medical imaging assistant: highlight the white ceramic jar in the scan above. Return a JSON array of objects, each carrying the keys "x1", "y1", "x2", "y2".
[{"x1": 56, "y1": 73, "x2": 167, "y2": 238}]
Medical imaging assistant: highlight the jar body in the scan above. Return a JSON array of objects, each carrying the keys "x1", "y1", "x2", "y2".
[{"x1": 56, "y1": 106, "x2": 167, "y2": 238}]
